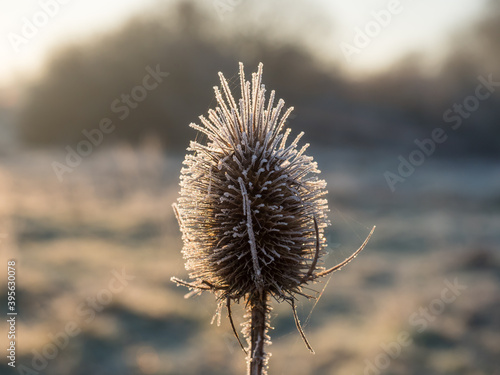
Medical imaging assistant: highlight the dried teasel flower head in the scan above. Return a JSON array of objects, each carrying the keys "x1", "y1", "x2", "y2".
[{"x1": 172, "y1": 63, "x2": 375, "y2": 374}]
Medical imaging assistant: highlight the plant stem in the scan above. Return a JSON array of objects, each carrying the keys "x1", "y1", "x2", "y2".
[{"x1": 247, "y1": 291, "x2": 269, "y2": 375}]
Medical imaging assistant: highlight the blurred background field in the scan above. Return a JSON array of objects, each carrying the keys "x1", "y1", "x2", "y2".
[{"x1": 0, "y1": 0, "x2": 500, "y2": 374}]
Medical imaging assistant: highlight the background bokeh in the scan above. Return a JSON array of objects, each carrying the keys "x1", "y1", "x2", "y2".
[{"x1": 0, "y1": 1, "x2": 499, "y2": 374}]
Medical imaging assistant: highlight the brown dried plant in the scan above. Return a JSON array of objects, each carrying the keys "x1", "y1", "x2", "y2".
[{"x1": 171, "y1": 62, "x2": 375, "y2": 375}]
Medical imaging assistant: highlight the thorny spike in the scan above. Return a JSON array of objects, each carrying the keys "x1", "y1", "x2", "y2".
[
  {"x1": 313, "y1": 225, "x2": 376, "y2": 279},
  {"x1": 291, "y1": 298, "x2": 314, "y2": 353},
  {"x1": 302, "y1": 216, "x2": 321, "y2": 282},
  {"x1": 228, "y1": 297, "x2": 248, "y2": 354}
]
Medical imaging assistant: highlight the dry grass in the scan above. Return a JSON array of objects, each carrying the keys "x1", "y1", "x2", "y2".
[{"x1": 0, "y1": 146, "x2": 499, "y2": 374}]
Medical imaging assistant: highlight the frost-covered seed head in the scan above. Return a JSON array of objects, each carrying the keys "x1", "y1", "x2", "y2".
[{"x1": 173, "y1": 62, "x2": 330, "y2": 303}]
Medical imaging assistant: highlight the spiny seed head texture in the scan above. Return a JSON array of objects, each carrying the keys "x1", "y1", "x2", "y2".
[{"x1": 174, "y1": 62, "x2": 330, "y2": 302}]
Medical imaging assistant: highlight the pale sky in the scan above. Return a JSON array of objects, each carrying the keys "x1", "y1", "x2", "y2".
[
  {"x1": 321, "y1": 0, "x2": 487, "y2": 73},
  {"x1": 0, "y1": 0, "x2": 488, "y2": 88}
]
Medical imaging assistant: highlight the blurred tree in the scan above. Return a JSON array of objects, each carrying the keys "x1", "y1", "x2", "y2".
[
  {"x1": 17, "y1": 0, "x2": 500, "y2": 158},
  {"x1": 17, "y1": 1, "x2": 338, "y2": 152}
]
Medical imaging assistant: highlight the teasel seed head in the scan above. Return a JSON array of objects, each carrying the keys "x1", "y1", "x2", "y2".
[
  {"x1": 174, "y1": 62, "x2": 330, "y2": 298},
  {"x1": 171, "y1": 62, "x2": 375, "y2": 374}
]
